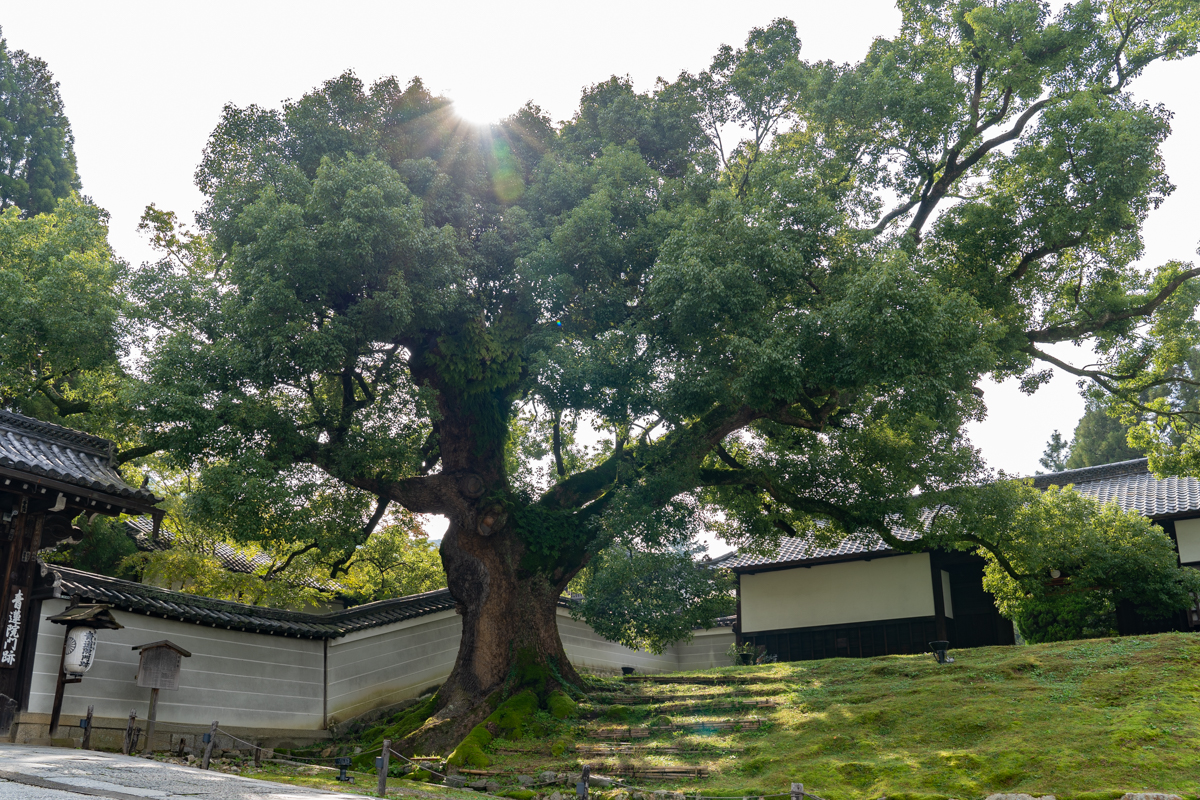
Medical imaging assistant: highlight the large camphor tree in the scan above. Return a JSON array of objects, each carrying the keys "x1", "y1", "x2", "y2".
[{"x1": 131, "y1": 0, "x2": 1200, "y2": 748}]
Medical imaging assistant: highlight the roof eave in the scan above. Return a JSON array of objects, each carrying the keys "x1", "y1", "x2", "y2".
[
  {"x1": 0, "y1": 465, "x2": 161, "y2": 516},
  {"x1": 730, "y1": 546, "x2": 914, "y2": 573}
]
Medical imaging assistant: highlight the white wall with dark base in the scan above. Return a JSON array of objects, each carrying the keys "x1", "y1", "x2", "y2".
[
  {"x1": 12, "y1": 599, "x2": 736, "y2": 742},
  {"x1": 325, "y1": 610, "x2": 462, "y2": 724},
  {"x1": 28, "y1": 599, "x2": 325, "y2": 731},
  {"x1": 740, "y1": 553, "x2": 935, "y2": 633}
]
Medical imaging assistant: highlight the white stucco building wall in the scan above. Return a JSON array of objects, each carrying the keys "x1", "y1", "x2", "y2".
[
  {"x1": 740, "y1": 552, "x2": 935, "y2": 633},
  {"x1": 674, "y1": 627, "x2": 736, "y2": 671},
  {"x1": 557, "y1": 609, "x2": 679, "y2": 674},
  {"x1": 1175, "y1": 517, "x2": 1200, "y2": 565}
]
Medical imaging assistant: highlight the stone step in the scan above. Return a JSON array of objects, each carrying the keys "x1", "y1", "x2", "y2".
[
  {"x1": 590, "y1": 691, "x2": 754, "y2": 704},
  {"x1": 623, "y1": 675, "x2": 783, "y2": 685},
  {"x1": 586, "y1": 719, "x2": 765, "y2": 739},
  {"x1": 605, "y1": 765, "x2": 709, "y2": 780},
  {"x1": 575, "y1": 744, "x2": 743, "y2": 756}
]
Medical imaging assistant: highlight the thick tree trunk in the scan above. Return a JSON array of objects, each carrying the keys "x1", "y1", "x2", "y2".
[
  {"x1": 390, "y1": 368, "x2": 590, "y2": 754},
  {"x1": 400, "y1": 514, "x2": 585, "y2": 755}
]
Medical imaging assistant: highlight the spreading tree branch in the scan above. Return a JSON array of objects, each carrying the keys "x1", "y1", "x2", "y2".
[{"x1": 1025, "y1": 266, "x2": 1200, "y2": 342}]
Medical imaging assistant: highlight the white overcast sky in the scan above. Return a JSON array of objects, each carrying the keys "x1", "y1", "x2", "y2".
[{"x1": 3, "y1": 1, "x2": 1199, "y2": 482}]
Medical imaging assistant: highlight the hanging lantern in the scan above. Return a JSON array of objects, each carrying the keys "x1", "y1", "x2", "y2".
[{"x1": 63, "y1": 626, "x2": 99, "y2": 675}]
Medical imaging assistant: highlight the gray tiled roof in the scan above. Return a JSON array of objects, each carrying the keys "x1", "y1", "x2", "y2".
[
  {"x1": 0, "y1": 411, "x2": 157, "y2": 504},
  {"x1": 36, "y1": 563, "x2": 578, "y2": 639},
  {"x1": 124, "y1": 518, "x2": 337, "y2": 592},
  {"x1": 722, "y1": 527, "x2": 924, "y2": 571},
  {"x1": 1033, "y1": 458, "x2": 1200, "y2": 518},
  {"x1": 725, "y1": 458, "x2": 1200, "y2": 571},
  {"x1": 36, "y1": 563, "x2": 458, "y2": 639}
]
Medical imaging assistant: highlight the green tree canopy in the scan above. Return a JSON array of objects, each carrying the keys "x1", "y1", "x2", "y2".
[
  {"x1": 1066, "y1": 400, "x2": 1145, "y2": 469},
  {"x1": 127, "y1": 0, "x2": 1200, "y2": 749},
  {"x1": 569, "y1": 543, "x2": 735, "y2": 654},
  {"x1": 0, "y1": 27, "x2": 80, "y2": 215},
  {"x1": 0, "y1": 196, "x2": 127, "y2": 426},
  {"x1": 970, "y1": 483, "x2": 1200, "y2": 642}
]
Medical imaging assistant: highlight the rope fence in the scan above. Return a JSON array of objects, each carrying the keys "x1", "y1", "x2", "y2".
[{"x1": 387, "y1": 746, "x2": 451, "y2": 781}]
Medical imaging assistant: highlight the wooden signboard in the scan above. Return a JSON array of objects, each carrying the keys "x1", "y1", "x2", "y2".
[
  {"x1": 131, "y1": 640, "x2": 191, "y2": 753},
  {"x1": 136, "y1": 646, "x2": 183, "y2": 690}
]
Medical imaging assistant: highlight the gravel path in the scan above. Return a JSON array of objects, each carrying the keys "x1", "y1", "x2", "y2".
[{"x1": 0, "y1": 745, "x2": 367, "y2": 800}]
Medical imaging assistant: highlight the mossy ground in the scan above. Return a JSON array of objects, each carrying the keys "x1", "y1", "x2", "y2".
[{"x1": 293, "y1": 633, "x2": 1200, "y2": 798}]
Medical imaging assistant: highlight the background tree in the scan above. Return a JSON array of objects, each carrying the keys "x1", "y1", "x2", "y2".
[
  {"x1": 324, "y1": 512, "x2": 445, "y2": 603},
  {"x1": 0, "y1": 27, "x2": 80, "y2": 215},
  {"x1": 46, "y1": 463, "x2": 448, "y2": 607},
  {"x1": 41, "y1": 515, "x2": 141, "y2": 580},
  {"x1": 0, "y1": 196, "x2": 127, "y2": 425},
  {"x1": 967, "y1": 484, "x2": 1200, "y2": 643},
  {"x1": 1065, "y1": 400, "x2": 1145, "y2": 468},
  {"x1": 1040, "y1": 342, "x2": 1200, "y2": 471},
  {"x1": 1038, "y1": 430, "x2": 1071, "y2": 473},
  {"x1": 569, "y1": 542, "x2": 735, "y2": 654},
  {"x1": 129, "y1": 1, "x2": 1200, "y2": 751},
  {"x1": 1036, "y1": 400, "x2": 1143, "y2": 474}
]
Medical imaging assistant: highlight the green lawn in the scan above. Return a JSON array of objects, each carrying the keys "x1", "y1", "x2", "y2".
[{"x1": 699, "y1": 633, "x2": 1200, "y2": 798}]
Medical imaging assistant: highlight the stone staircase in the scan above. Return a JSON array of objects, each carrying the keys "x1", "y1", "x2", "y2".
[{"x1": 469, "y1": 673, "x2": 787, "y2": 791}]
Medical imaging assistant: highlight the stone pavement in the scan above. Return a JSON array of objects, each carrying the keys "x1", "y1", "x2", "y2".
[{"x1": 0, "y1": 744, "x2": 366, "y2": 800}]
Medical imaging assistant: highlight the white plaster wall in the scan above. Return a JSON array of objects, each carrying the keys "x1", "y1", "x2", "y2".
[
  {"x1": 941, "y1": 570, "x2": 954, "y2": 618},
  {"x1": 674, "y1": 628, "x2": 736, "y2": 671},
  {"x1": 740, "y1": 553, "x2": 935, "y2": 633},
  {"x1": 324, "y1": 610, "x2": 462, "y2": 723},
  {"x1": 31, "y1": 599, "x2": 737, "y2": 731},
  {"x1": 557, "y1": 609, "x2": 678, "y2": 674},
  {"x1": 30, "y1": 599, "x2": 324, "y2": 729},
  {"x1": 1176, "y1": 517, "x2": 1200, "y2": 564}
]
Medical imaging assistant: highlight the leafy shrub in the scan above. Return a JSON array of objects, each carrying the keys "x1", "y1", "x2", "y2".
[
  {"x1": 972, "y1": 484, "x2": 1200, "y2": 641},
  {"x1": 1016, "y1": 592, "x2": 1117, "y2": 643},
  {"x1": 603, "y1": 705, "x2": 630, "y2": 721}
]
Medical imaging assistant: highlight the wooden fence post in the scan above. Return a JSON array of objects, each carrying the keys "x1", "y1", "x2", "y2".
[
  {"x1": 254, "y1": 743, "x2": 262, "y2": 768},
  {"x1": 121, "y1": 710, "x2": 137, "y2": 755},
  {"x1": 791, "y1": 783, "x2": 803, "y2": 800},
  {"x1": 377, "y1": 738, "x2": 391, "y2": 797},
  {"x1": 201, "y1": 720, "x2": 218, "y2": 770},
  {"x1": 81, "y1": 705, "x2": 93, "y2": 750}
]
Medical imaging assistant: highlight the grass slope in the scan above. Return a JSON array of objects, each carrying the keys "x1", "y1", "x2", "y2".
[
  {"x1": 301, "y1": 633, "x2": 1200, "y2": 799},
  {"x1": 505, "y1": 633, "x2": 1200, "y2": 798},
  {"x1": 707, "y1": 633, "x2": 1200, "y2": 797}
]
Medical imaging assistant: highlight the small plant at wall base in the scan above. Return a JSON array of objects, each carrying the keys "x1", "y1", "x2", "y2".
[{"x1": 727, "y1": 642, "x2": 757, "y2": 665}]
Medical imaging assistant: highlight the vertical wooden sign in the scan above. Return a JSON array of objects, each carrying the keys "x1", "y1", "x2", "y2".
[{"x1": 0, "y1": 588, "x2": 25, "y2": 668}]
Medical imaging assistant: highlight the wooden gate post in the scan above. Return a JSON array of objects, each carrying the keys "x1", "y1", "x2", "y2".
[
  {"x1": 121, "y1": 710, "x2": 137, "y2": 755},
  {"x1": 201, "y1": 720, "x2": 218, "y2": 770},
  {"x1": 81, "y1": 705, "x2": 94, "y2": 750},
  {"x1": 377, "y1": 738, "x2": 391, "y2": 797}
]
